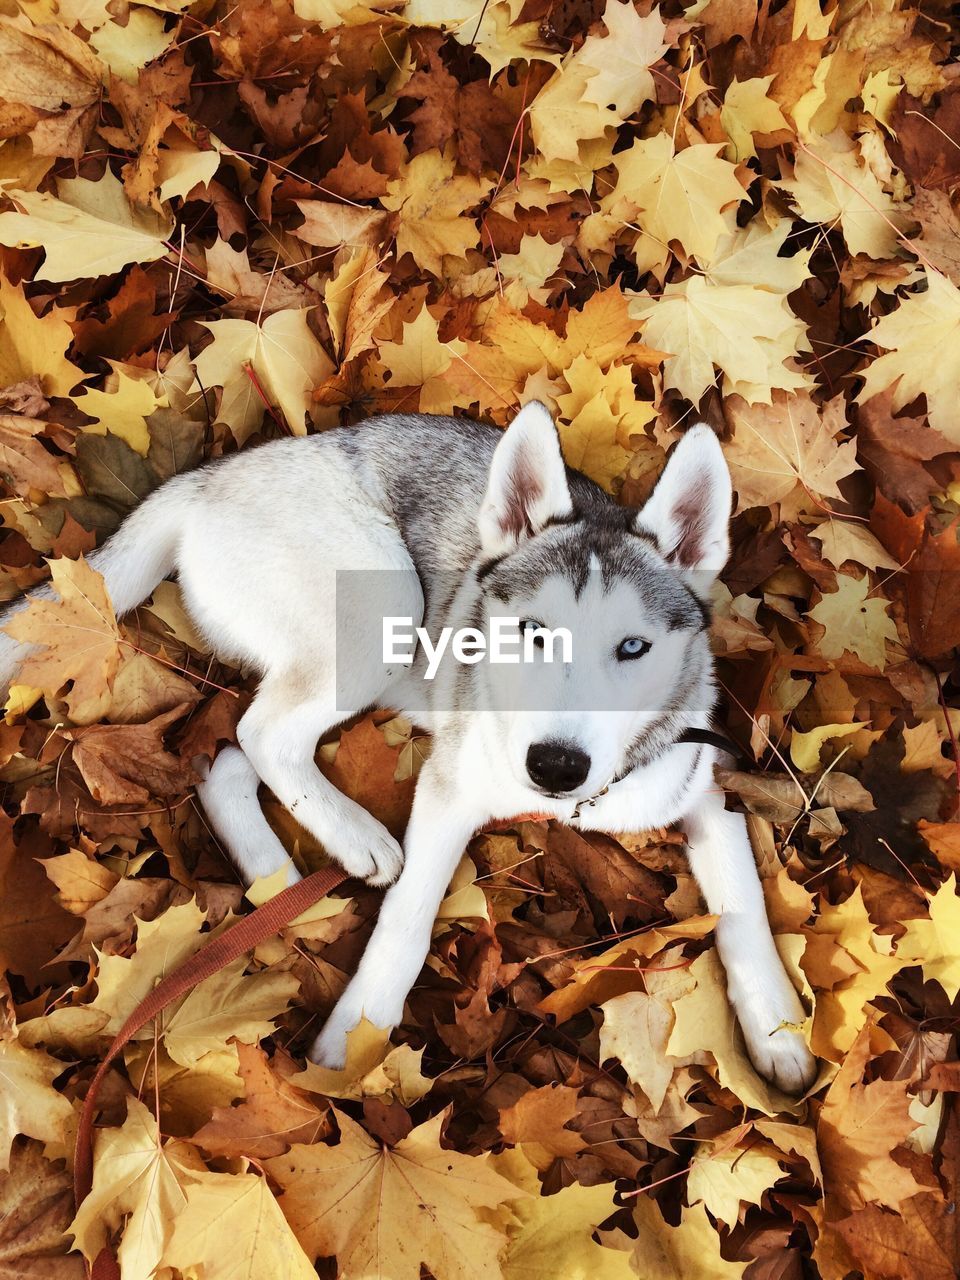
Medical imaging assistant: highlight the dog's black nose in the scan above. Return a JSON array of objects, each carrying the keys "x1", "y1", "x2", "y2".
[{"x1": 526, "y1": 741, "x2": 591, "y2": 793}]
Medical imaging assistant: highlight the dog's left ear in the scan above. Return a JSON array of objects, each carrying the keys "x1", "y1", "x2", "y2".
[
  {"x1": 478, "y1": 401, "x2": 573, "y2": 557},
  {"x1": 636, "y1": 425, "x2": 731, "y2": 587}
]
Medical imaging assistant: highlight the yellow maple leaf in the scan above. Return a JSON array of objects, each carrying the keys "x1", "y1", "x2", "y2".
[
  {"x1": 403, "y1": 0, "x2": 554, "y2": 76},
  {"x1": 809, "y1": 520, "x2": 899, "y2": 571},
  {"x1": 782, "y1": 134, "x2": 907, "y2": 260},
  {"x1": 293, "y1": 1017, "x2": 433, "y2": 1105},
  {"x1": 5, "y1": 556, "x2": 123, "y2": 725},
  {"x1": 163, "y1": 1168, "x2": 317, "y2": 1280},
  {"x1": 604, "y1": 133, "x2": 747, "y2": 267},
  {"x1": 0, "y1": 169, "x2": 173, "y2": 282},
  {"x1": 704, "y1": 219, "x2": 812, "y2": 293},
  {"x1": 375, "y1": 305, "x2": 466, "y2": 413},
  {"x1": 723, "y1": 392, "x2": 859, "y2": 520},
  {"x1": 90, "y1": 8, "x2": 178, "y2": 84},
  {"x1": 267, "y1": 1107, "x2": 524, "y2": 1279},
  {"x1": 382, "y1": 150, "x2": 491, "y2": 277},
  {"x1": 808, "y1": 886, "x2": 904, "y2": 1060},
  {"x1": 529, "y1": 0, "x2": 665, "y2": 164},
  {"x1": 631, "y1": 277, "x2": 810, "y2": 404},
  {"x1": 857, "y1": 268, "x2": 960, "y2": 444},
  {"x1": 90, "y1": 899, "x2": 297, "y2": 1067},
  {"x1": 667, "y1": 947, "x2": 809, "y2": 1116},
  {"x1": 73, "y1": 362, "x2": 165, "y2": 456},
  {"x1": 0, "y1": 274, "x2": 83, "y2": 397},
  {"x1": 69, "y1": 1096, "x2": 200, "y2": 1277},
  {"x1": 790, "y1": 722, "x2": 868, "y2": 773},
  {"x1": 323, "y1": 246, "x2": 393, "y2": 364},
  {"x1": 598, "y1": 950, "x2": 699, "y2": 1113},
  {"x1": 807, "y1": 572, "x2": 899, "y2": 670},
  {"x1": 817, "y1": 1025, "x2": 930, "y2": 1214},
  {"x1": 721, "y1": 75, "x2": 790, "y2": 161},
  {"x1": 578, "y1": 0, "x2": 668, "y2": 116},
  {"x1": 0, "y1": 1036, "x2": 74, "y2": 1170},
  {"x1": 193, "y1": 308, "x2": 334, "y2": 441},
  {"x1": 686, "y1": 1143, "x2": 786, "y2": 1225},
  {"x1": 555, "y1": 355, "x2": 654, "y2": 491},
  {"x1": 497, "y1": 233, "x2": 565, "y2": 305},
  {"x1": 628, "y1": 1199, "x2": 748, "y2": 1279},
  {"x1": 499, "y1": 1177, "x2": 634, "y2": 1280},
  {"x1": 897, "y1": 874, "x2": 960, "y2": 1000}
]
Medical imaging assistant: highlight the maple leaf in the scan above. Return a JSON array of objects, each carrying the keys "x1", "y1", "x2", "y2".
[
  {"x1": 806, "y1": 885, "x2": 905, "y2": 1060},
  {"x1": 529, "y1": 1, "x2": 665, "y2": 164},
  {"x1": 724, "y1": 392, "x2": 860, "y2": 520},
  {"x1": 686, "y1": 1143, "x2": 786, "y2": 1225},
  {"x1": 68, "y1": 1095, "x2": 198, "y2": 1277},
  {"x1": 554, "y1": 356, "x2": 654, "y2": 492},
  {"x1": 0, "y1": 414, "x2": 70, "y2": 499},
  {"x1": 499, "y1": 1176, "x2": 633, "y2": 1280},
  {"x1": 807, "y1": 572, "x2": 899, "y2": 670},
  {"x1": 42, "y1": 848, "x2": 118, "y2": 916},
  {"x1": 89, "y1": 898, "x2": 298, "y2": 1066},
  {"x1": 64, "y1": 704, "x2": 198, "y2": 806},
  {"x1": 0, "y1": 170, "x2": 173, "y2": 282},
  {"x1": 73, "y1": 362, "x2": 164, "y2": 456},
  {"x1": 667, "y1": 948, "x2": 809, "y2": 1116},
  {"x1": 0, "y1": 275, "x2": 84, "y2": 398},
  {"x1": 381, "y1": 149, "x2": 491, "y2": 276},
  {"x1": 163, "y1": 1167, "x2": 317, "y2": 1280},
  {"x1": 268, "y1": 1107, "x2": 524, "y2": 1279},
  {"x1": 375, "y1": 305, "x2": 466, "y2": 412},
  {"x1": 0, "y1": 1141, "x2": 84, "y2": 1279},
  {"x1": 193, "y1": 308, "x2": 334, "y2": 440},
  {"x1": 858, "y1": 269, "x2": 960, "y2": 443},
  {"x1": 782, "y1": 134, "x2": 908, "y2": 260},
  {"x1": 631, "y1": 277, "x2": 811, "y2": 404},
  {"x1": 193, "y1": 1043, "x2": 327, "y2": 1159},
  {"x1": 0, "y1": 1037, "x2": 74, "y2": 1170},
  {"x1": 324, "y1": 245, "x2": 393, "y2": 363},
  {"x1": 817, "y1": 1024, "x2": 930, "y2": 1214},
  {"x1": 498, "y1": 1083, "x2": 587, "y2": 1170},
  {"x1": 626, "y1": 1199, "x2": 748, "y2": 1279},
  {"x1": 896, "y1": 874, "x2": 960, "y2": 999},
  {"x1": 5, "y1": 556, "x2": 123, "y2": 724},
  {"x1": 721, "y1": 76, "x2": 791, "y2": 160},
  {"x1": 599, "y1": 952, "x2": 700, "y2": 1113},
  {"x1": 604, "y1": 134, "x2": 747, "y2": 267},
  {"x1": 293, "y1": 1017, "x2": 433, "y2": 1104}
]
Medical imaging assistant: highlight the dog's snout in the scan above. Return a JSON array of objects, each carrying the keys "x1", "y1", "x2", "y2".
[{"x1": 526, "y1": 741, "x2": 591, "y2": 793}]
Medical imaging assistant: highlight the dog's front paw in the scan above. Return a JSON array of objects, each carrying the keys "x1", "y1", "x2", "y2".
[
  {"x1": 737, "y1": 984, "x2": 818, "y2": 1095},
  {"x1": 744, "y1": 1023, "x2": 818, "y2": 1095},
  {"x1": 329, "y1": 810, "x2": 404, "y2": 887},
  {"x1": 307, "y1": 981, "x2": 404, "y2": 1068}
]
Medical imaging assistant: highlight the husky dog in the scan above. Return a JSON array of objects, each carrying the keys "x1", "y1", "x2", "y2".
[{"x1": 0, "y1": 403, "x2": 817, "y2": 1093}]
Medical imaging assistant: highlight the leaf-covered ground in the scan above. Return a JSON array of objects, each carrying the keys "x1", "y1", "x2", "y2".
[{"x1": 0, "y1": 0, "x2": 959, "y2": 1276}]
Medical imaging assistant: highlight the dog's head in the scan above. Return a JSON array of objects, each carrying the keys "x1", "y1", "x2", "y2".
[{"x1": 474, "y1": 401, "x2": 731, "y2": 800}]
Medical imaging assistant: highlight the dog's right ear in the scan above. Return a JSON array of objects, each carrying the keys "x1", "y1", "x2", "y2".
[{"x1": 478, "y1": 402, "x2": 573, "y2": 558}]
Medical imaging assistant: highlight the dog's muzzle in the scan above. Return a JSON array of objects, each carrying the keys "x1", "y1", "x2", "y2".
[{"x1": 526, "y1": 740, "x2": 591, "y2": 794}]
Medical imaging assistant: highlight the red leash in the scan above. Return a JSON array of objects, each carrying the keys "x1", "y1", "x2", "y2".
[{"x1": 73, "y1": 867, "x2": 347, "y2": 1280}]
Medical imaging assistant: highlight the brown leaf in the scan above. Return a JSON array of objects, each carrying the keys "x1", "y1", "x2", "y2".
[
  {"x1": 0, "y1": 1141, "x2": 84, "y2": 1279},
  {"x1": 65, "y1": 703, "x2": 198, "y2": 806}
]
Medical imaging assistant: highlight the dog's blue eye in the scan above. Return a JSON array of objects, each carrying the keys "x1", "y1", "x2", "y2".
[
  {"x1": 520, "y1": 618, "x2": 545, "y2": 648},
  {"x1": 617, "y1": 637, "x2": 651, "y2": 661}
]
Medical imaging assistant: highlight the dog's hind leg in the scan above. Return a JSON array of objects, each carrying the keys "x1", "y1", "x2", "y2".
[
  {"x1": 236, "y1": 674, "x2": 404, "y2": 887},
  {"x1": 196, "y1": 746, "x2": 301, "y2": 887}
]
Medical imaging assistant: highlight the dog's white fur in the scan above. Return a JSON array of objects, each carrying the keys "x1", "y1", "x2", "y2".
[{"x1": 0, "y1": 405, "x2": 817, "y2": 1093}]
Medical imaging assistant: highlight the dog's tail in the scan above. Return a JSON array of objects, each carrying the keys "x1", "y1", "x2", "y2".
[{"x1": 0, "y1": 473, "x2": 200, "y2": 694}]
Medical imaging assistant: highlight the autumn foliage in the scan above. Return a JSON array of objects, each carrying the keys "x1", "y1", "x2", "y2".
[{"x1": 0, "y1": 0, "x2": 959, "y2": 1276}]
